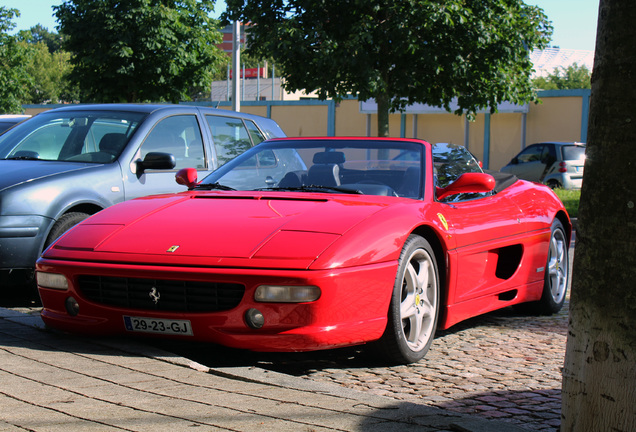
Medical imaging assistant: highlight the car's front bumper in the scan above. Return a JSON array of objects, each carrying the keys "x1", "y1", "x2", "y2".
[
  {"x1": 0, "y1": 215, "x2": 53, "y2": 270},
  {"x1": 37, "y1": 258, "x2": 397, "y2": 352}
]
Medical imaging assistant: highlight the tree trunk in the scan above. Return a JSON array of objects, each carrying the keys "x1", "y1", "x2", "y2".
[
  {"x1": 376, "y1": 91, "x2": 390, "y2": 137},
  {"x1": 561, "y1": 1, "x2": 636, "y2": 431}
]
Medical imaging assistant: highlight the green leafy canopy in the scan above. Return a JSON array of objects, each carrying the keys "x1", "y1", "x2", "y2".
[
  {"x1": 532, "y1": 63, "x2": 591, "y2": 90},
  {"x1": 224, "y1": 0, "x2": 552, "y2": 136},
  {"x1": 56, "y1": 0, "x2": 226, "y2": 103},
  {"x1": 0, "y1": 7, "x2": 33, "y2": 113}
]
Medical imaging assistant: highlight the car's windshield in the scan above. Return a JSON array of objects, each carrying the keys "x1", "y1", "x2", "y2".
[
  {"x1": 561, "y1": 145, "x2": 586, "y2": 161},
  {"x1": 0, "y1": 111, "x2": 147, "y2": 163},
  {"x1": 432, "y1": 142, "x2": 483, "y2": 188},
  {"x1": 199, "y1": 139, "x2": 425, "y2": 198}
]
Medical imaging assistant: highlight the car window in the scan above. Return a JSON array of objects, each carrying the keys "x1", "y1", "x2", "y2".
[
  {"x1": 200, "y1": 139, "x2": 424, "y2": 198},
  {"x1": 236, "y1": 150, "x2": 277, "y2": 169},
  {"x1": 244, "y1": 120, "x2": 267, "y2": 145},
  {"x1": 516, "y1": 145, "x2": 544, "y2": 164},
  {"x1": 206, "y1": 115, "x2": 254, "y2": 166},
  {"x1": 561, "y1": 145, "x2": 586, "y2": 161},
  {"x1": 432, "y1": 143, "x2": 483, "y2": 188},
  {"x1": 543, "y1": 144, "x2": 557, "y2": 165},
  {"x1": 432, "y1": 143, "x2": 486, "y2": 202},
  {"x1": 0, "y1": 121, "x2": 18, "y2": 134},
  {"x1": 139, "y1": 115, "x2": 205, "y2": 170},
  {"x1": 0, "y1": 112, "x2": 145, "y2": 162}
]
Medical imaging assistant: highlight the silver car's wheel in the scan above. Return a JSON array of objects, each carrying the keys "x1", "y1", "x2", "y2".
[{"x1": 379, "y1": 235, "x2": 440, "y2": 364}]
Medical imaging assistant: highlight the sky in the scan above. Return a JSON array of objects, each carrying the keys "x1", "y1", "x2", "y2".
[{"x1": 4, "y1": 0, "x2": 599, "y2": 52}]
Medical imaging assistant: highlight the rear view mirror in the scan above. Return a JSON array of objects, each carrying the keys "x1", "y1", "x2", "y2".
[
  {"x1": 176, "y1": 167, "x2": 198, "y2": 189},
  {"x1": 136, "y1": 152, "x2": 176, "y2": 173},
  {"x1": 63, "y1": 117, "x2": 89, "y2": 128},
  {"x1": 436, "y1": 172, "x2": 495, "y2": 201}
]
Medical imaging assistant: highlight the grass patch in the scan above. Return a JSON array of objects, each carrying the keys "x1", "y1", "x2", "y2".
[{"x1": 554, "y1": 189, "x2": 581, "y2": 218}]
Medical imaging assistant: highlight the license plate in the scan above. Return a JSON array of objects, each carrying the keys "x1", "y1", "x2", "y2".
[{"x1": 124, "y1": 316, "x2": 193, "y2": 336}]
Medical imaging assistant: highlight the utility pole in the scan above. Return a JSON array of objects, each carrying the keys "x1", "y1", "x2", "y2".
[{"x1": 231, "y1": 21, "x2": 241, "y2": 112}]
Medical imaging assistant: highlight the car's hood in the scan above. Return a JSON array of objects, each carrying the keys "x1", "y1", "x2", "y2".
[
  {"x1": 47, "y1": 192, "x2": 396, "y2": 269},
  {"x1": 0, "y1": 160, "x2": 96, "y2": 192}
]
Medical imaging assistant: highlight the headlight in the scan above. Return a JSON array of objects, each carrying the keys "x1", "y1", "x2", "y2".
[
  {"x1": 254, "y1": 285, "x2": 321, "y2": 303},
  {"x1": 36, "y1": 272, "x2": 69, "y2": 290}
]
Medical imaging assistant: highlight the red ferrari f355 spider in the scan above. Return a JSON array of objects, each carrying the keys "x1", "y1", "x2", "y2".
[{"x1": 37, "y1": 138, "x2": 570, "y2": 364}]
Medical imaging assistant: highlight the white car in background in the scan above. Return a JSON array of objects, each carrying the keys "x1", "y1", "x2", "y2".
[
  {"x1": 500, "y1": 142, "x2": 586, "y2": 189},
  {"x1": 0, "y1": 115, "x2": 31, "y2": 134}
]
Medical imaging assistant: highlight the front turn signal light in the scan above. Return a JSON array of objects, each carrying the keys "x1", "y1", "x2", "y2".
[{"x1": 254, "y1": 285, "x2": 321, "y2": 303}]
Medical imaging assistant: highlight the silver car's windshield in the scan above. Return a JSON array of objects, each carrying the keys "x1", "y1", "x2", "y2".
[
  {"x1": 199, "y1": 139, "x2": 424, "y2": 198},
  {"x1": 0, "y1": 111, "x2": 147, "y2": 163}
]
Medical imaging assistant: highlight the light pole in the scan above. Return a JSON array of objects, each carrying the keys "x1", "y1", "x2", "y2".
[{"x1": 231, "y1": 21, "x2": 241, "y2": 112}]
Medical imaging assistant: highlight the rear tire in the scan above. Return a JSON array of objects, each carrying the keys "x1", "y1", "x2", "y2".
[
  {"x1": 546, "y1": 180, "x2": 561, "y2": 189},
  {"x1": 44, "y1": 212, "x2": 90, "y2": 249},
  {"x1": 377, "y1": 235, "x2": 440, "y2": 364}
]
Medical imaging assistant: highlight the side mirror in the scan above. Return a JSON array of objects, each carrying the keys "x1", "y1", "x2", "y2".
[
  {"x1": 176, "y1": 167, "x2": 198, "y2": 189},
  {"x1": 436, "y1": 172, "x2": 495, "y2": 201},
  {"x1": 510, "y1": 157, "x2": 519, "y2": 165},
  {"x1": 136, "y1": 152, "x2": 176, "y2": 173}
]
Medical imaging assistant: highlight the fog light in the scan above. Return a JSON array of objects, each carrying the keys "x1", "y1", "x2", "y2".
[
  {"x1": 245, "y1": 308, "x2": 265, "y2": 329},
  {"x1": 65, "y1": 297, "x2": 80, "y2": 316}
]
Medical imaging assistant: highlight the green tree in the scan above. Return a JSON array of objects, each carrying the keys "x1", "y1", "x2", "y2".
[
  {"x1": 532, "y1": 63, "x2": 591, "y2": 90},
  {"x1": 17, "y1": 24, "x2": 66, "y2": 53},
  {"x1": 224, "y1": 0, "x2": 552, "y2": 136},
  {"x1": 561, "y1": 0, "x2": 636, "y2": 430},
  {"x1": 0, "y1": 7, "x2": 33, "y2": 113},
  {"x1": 20, "y1": 41, "x2": 78, "y2": 104},
  {"x1": 16, "y1": 25, "x2": 79, "y2": 103},
  {"x1": 55, "y1": 0, "x2": 226, "y2": 103}
]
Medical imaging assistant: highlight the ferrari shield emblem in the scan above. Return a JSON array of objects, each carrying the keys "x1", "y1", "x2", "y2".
[{"x1": 167, "y1": 245, "x2": 180, "y2": 253}]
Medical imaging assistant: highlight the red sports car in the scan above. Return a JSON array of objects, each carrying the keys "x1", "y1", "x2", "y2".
[{"x1": 36, "y1": 138, "x2": 570, "y2": 364}]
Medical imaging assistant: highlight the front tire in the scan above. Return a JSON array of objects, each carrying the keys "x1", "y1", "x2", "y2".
[
  {"x1": 44, "y1": 212, "x2": 90, "y2": 250},
  {"x1": 378, "y1": 235, "x2": 440, "y2": 364},
  {"x1": 519, "y1": 219, "x2": 569, "y2": 315}
]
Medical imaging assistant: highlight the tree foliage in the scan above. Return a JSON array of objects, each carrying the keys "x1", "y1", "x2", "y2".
[
  {"x1": 20, "y1": 40, "x2": 79, "y2": 104},
  {"x1": 224, "y1": 0, "x2": 552, "y2": 136},
  {"x1": 55, "y1": 0, "x2": 226, "y2": 103},
  {"x1": 17, "y1": 24, "x2": 66, "y2": 53},
  {"x1": 0, "y1": 7, "x2": 33, "y2": 113},
  {"x1": 532, "y1": 63, "x2": 591, "y2": 90}
]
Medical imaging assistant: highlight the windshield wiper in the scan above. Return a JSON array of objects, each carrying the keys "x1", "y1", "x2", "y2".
[
  {"x1": 6, "y1": 155, "x2": 40, "y2": 161},
  {"x1": 194, "y1": 182, "x2": 236, "y2": 191},
  {"x1": 256, "y1": 185, "x2": 363, "y2": 194}
]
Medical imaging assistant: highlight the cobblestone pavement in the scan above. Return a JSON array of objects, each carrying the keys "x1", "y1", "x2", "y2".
[
  {"x1": 259, "y1": 298, "x2": 568, "y2": 432},
  {"x1": 4, "y1": 239, "x2": 574, "y2": 432}
]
